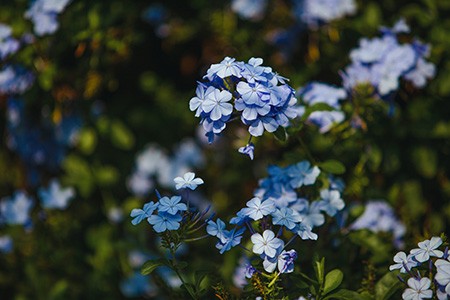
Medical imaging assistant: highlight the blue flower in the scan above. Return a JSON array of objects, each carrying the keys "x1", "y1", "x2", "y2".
[
  {"x1": 251, "y1": 230, "x2": 283, "y2": 258},
  {"x1": 287, "y1": 160, "x2": 320, "y2": 188},
  {"x1": 216, "y1": 227, "x2": 245, "y2": 254},
  {"x1": 0, "y1": 65, "x2": 35, "y2": 95},
  {"x1": 147, "y1": 211, "x2": 182, "y2": 233},
  {"x1": 38, "y1": 179, "x2": 75, "y2": 209},
  {"x1": 205, "y1": 56, "x2": 243, "y2": 79},
  {"x1": 173, "y1": 172, "x2": 204, "y2": 190},
  {"x1": 0, "y1": 191, "x2": 34, "y2": 226},
  {"x1": 130, "y1": 201, "x2": 159, "y2": 225},
  {"x1": 389, "y1": 251, "x2": 418, "y2": 273},
  {"x1": 120, "y1": 272, "x2": 156, "y2": 298},
  {"x1": 299, "y1": 82, "x2": 346, "y2": 109},
  {"x1": 435, "y1": 258, "x2": 450, "y2": 294},
  {"x1": 295, "y1": 223, "x2": 318, "y2": 240},
  {"x1": 296, "y1": 0, "x2": 357, "y2": 26},
  {"x1": 206, "y1": 218, "x2": 227, "y2": 240},
  {"x1": 241, "y1": 197, "x2": 275, "y2": 221},
  {"x1": 349, "y1": 200, "x2": 405, "y2": 248},
  {"x1": 278, "y1": 249, "x2": 297, "y2": 273},
  {"x1": 238, "y1": 143, "x2": 255, "y2": 160},
  {"x1": 158, "y1": 196, "x2": 187, "y2": 215},
  {"x1": 402, "y1": 277, "x2": 433, "y2": 300},
  {"x1": 0, "y1": 24, "x2": 20, "y2": 60},
  {"x1": 293, "y1": 199, "x2": 325, "y2": 229},
  {"x1": 24, "y1": 0, "x2": 72, "y2": 36},
  {"x1": 201, "y1": 88, "x2": 233, "y2": 121},
  {"x1": 410, "y1": 237, "x2": 444, "y2": 263},
  {"x1": 318, "y1": 189, "x2": 345, "y2": 217},
  {"x1": 271, "y1": 207, "x2": 302, "y2": 230},
  {"x1": 0, "y1": 235, "x2": 13, "y2": 253},
  {"x1": 307, "y1": 111, "x2": 345, "y2": 133},
  {"x1": 231, "y1": 0, "x2": 267, "y2": 21}
]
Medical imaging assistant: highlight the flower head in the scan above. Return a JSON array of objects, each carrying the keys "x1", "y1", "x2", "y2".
[
  {"x1": 410, "y1": 237, "x2": 444, "y2": 263},
  {"x1": 174, "y1": 172, "x2": 204, "y2": 190},
  {"x1": 38, "y1": 179, "x2": 75, "y2": 209},
  {"x1": 402, "y1": 277, "x2": 432, "y2": 300},
  {"x1": 147, "y1": 211, "x2": 182, "y2": 233},
  {"x1": 241, "y1": 197, "x2": 275, "y2": 221},
  {"x1": 251, "y1": 230, "x2": 284, "y2": 258},
  {"x1": 130, "y1": 201, "x2": 159, "y2": 225},
  {"x1": 158, "y1": 196, "x2": 187, "y2": 215}
]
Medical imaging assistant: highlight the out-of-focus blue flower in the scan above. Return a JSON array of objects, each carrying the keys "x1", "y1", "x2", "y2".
[
  {"x1": 300, "y1": 82, "x2": 346, "y2": 109},
  {"x1": 318, "y1": 189, "x2": 345, "y2": 217},
  {"x1": 130, "y1": 201, "x2": 159, "y2": 225},
  {"x1": 0, "y1": 65, "x2": 34, "y2": 95},
  {"x1": 120, "y1": 272, "x2": 156, "y2": 298},
  {"x1": 402, "y1": 277, "x2": 433, "y2": 300},
  {"x1": 241, "y1": 197, "x2": 275, "y2": 221},
  {"x1": 341, "y1": 20, "x2": 435, "y2": 97},
  {"x1": 24, "y1": 0, "x2": 72, "y2": 36},
  {"x1": 147, "y1": 211, "x2": 182, "y2": 233},
  {"x1": 128, "y1": 250, "x2": 153, "y2": 269},
  {"x1": 0, "y1": 235, "x2": 13, "y2": 253},
  {"x1": 107, "y1": 207, "x2": 124, "y2": 223},
  {"x1": 287, "y1": 161, "x2": 320, "y2": 188},
  {"x1": 349, "y1": 200, "x2": 405, "y2": 248},
  {"x1": 410, "y1": 237, "x2": 444, "y2": 263},
  {"x1": 251, "y1": 230, "x2": 283, "y2": 258},
  {"x1": 231, "y1": 0, "x2": 268, "y2": 21},
  {"x1": 295, "y1": 0, "x2": 357, "y2": 27},
  {"x1": 307, "y1": 111, "x2": 345, "y2": 133},
  {"x1": 38, "y1": 179, "x2": 75, "y2": 209},
  {"x1": 0, "y1": 190, "x2": 34, "y2": 226},
  {"x1": 158, "y1": 196, "x2": 187, "y2": 215},
  {"x1": 173, "y1": 172, "x2": 204, "y2": 190},
  {"x1": 389, "y1": 251, "x2": 418, "y2": 273},
  {"x1": 0, "y1": 24, "x2": 20, "y2": 60},
  {"x1": 233, "y1": 256, "x2": 251, "y2": 288}
]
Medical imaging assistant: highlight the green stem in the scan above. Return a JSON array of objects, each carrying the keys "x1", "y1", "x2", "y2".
[{"x1": 169, "y1": 249, "x2": 197, "y2": 299}]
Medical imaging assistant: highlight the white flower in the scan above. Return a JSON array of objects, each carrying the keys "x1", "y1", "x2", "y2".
[
  {"x1": 389, "y1": 251, "x2": 418, "y2": 273},
  {"x1": 173, "y1": 172, "x2": 204, "y2": 190},
  {"x1": 402, "y1": 277, "x2": 432, "y2": 300},
  {"x1": 410, "y1": 236, "x2": 444, "y2": 262}
]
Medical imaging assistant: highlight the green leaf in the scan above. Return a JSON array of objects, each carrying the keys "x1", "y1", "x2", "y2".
[
  {"x1": 141, "y1": 259, "x2": 166, "y2": 275},
  {"x1": 375, "y1": 271, "x2": 403, "y2": 300},
  {"x1": 319, "y1": 160, "x2": 346, "y2": 175},
  {"x1": 323, "y1": 269, "x2": 344, "y2": 295},
  {"x1": 274, "y1": 126, "x2": 288, "y2": 142},
  {"x1": 110, "y1": 120, "x2": 135, "y2": 150},
  {"x1": 313, "y1": 257, "x2": 325, "y2": 286},
  {"x1": 77, "y1": 127, "x2": 97, "y2": 155},
  {"x1": 323, "y1": 289, "x2": 369, "y2": 300}
]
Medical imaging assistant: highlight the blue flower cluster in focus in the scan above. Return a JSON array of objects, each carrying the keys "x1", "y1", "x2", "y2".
[
  {"x1": 189, "y1": 57, "x2": 298, "y2": 158},
  {"x1": 389, "y1": 236, "x2": 449, "y2": 300},
  {"x1": 206, "y1": 160, "x2": 345, "y2": 277}
]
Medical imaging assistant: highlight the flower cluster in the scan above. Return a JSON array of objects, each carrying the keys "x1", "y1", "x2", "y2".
[
  {"x1": 6, "y1": 98, "x2": 81, "y2": 185},
  {"x1": 342, "y1": 19, "x2": 436, "y2": 97},
  {"x1": 207, "y1": 160, "x2": 345, "y2": 281},
  {"x1": 297, "y1": 82, "x2": 347, "y2": 133},
  {"x1": 0, "y1": 24, "x2": 20, "y2": 60},
  {"x1": 189, "y1": 57, "x2": 298, "y2": 158},
  {"x1": 231, "y1": 0, "x2": 268, "y2": 21},
  {"x1": 127, "y1": 139, "x2": 205, "y2": 196},
  {"x1": 293, "y1": 0, "x2": 357, "y2": 27},
  {"x1": 349, "y1": 200, "x2": 406, "y2": 248},
  {"x1": 389, "y1": 236, "x2": 449, "y2": 300},
  {"x1": 0, "y1": 66, "x2": 35, "y2": 95},
  {"x1": 130, "y1": 172, "x2": 205, "y2": 233},
  {"x1": 24, "y1": 0, "x2": 72, "y2": 36}
]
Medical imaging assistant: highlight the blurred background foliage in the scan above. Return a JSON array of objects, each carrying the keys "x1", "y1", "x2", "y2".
[{"x1": 0, "y1": 0, "x2": 449, "y2": 299}]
